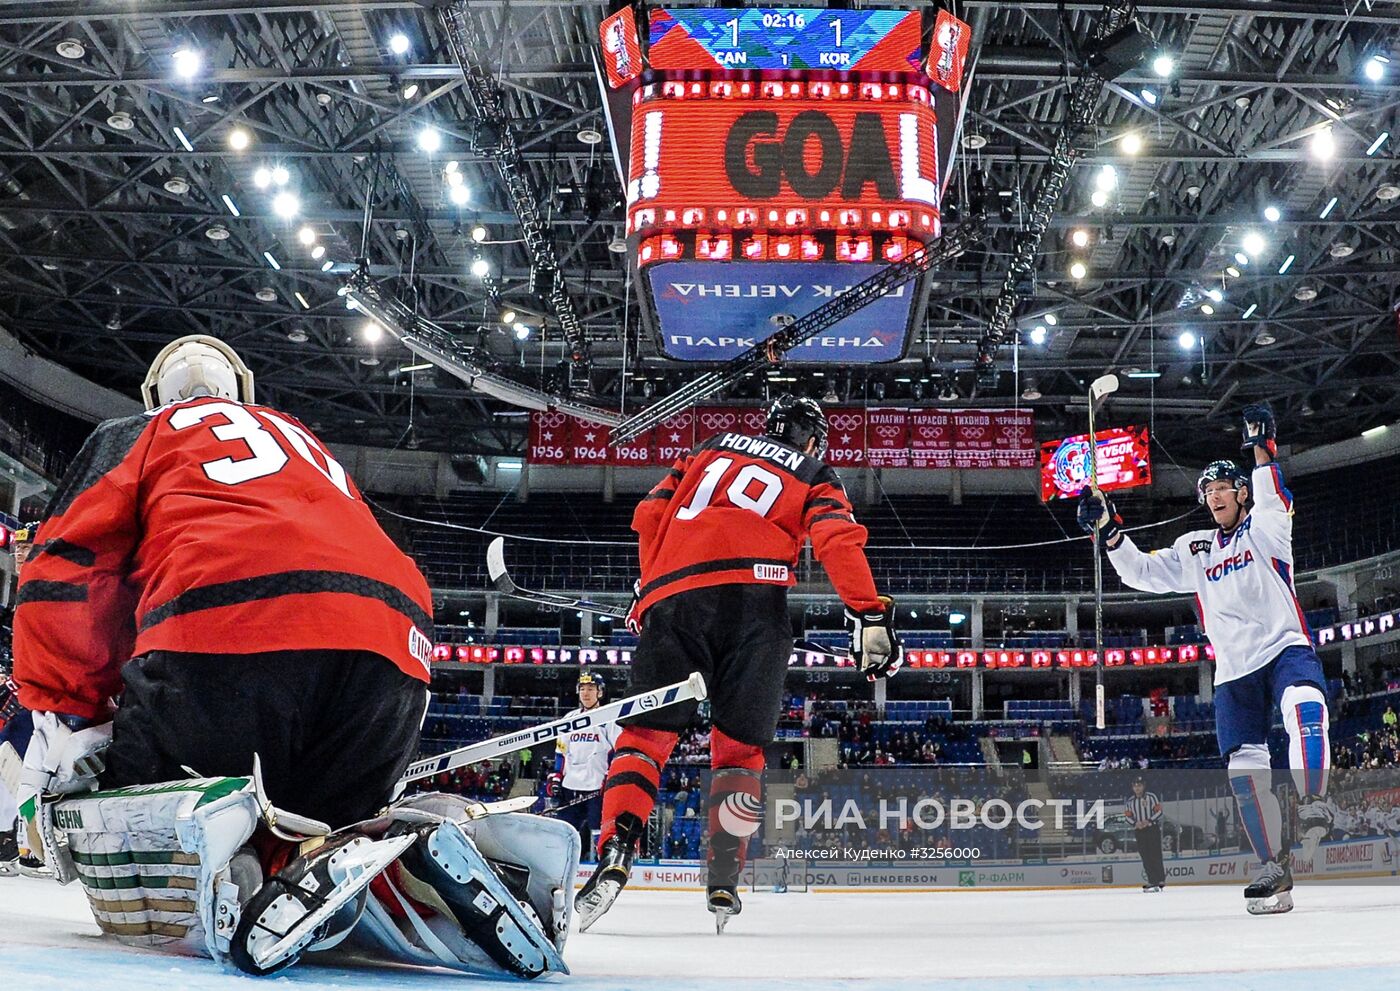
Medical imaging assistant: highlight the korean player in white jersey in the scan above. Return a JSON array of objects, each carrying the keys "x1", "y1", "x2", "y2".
[
  {"x1": 549, "y1": 672, "x2": 619, "y2": 855},
  {"x1": 1079, "y1": 403, "x2": 1330, "y2": 915}
]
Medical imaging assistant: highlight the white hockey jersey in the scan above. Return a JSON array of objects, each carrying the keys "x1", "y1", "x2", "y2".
[
  {"x1": 1106, "y1": 462, "x2": 1312, "y2": 686},
  {"x1": 556, "y1": 708, "x2": 620, "y2": 792}
]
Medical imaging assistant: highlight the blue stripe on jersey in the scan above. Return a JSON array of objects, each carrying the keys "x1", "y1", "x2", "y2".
[{"x1": 1268, "y1": 463, "x2": 1293, "y2": 510}]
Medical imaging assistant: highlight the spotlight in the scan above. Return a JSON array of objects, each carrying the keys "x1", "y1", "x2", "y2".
[
  {"x1": 401, "y1": 83, "x2": 419, "y2": 100},
  {"x1": 1206, "y1": 288, "x2": 1223, "y2": 303},
  {"x1": 449, "y1": 184, "x2": 470, "y2": 206},
  {"x1": 271, "y1": 166, "x2": 290, "y2": 186},
  {"x1": 471, "y1": 224, "x2": 488, "y2": 243},
  {"x1": 1178, "y1": 330, "x2": 1197, "y2": 349},
  {"x1": 1365, "y1": 55, "x2": 1388, "y2": 82},
  {"x1": 514, "y1": 325, "x2": 531, "y2": 341},
  {"x1": 1310, "y1": 126, "x2": 1336, "y2": 161},
  {"x1": 1152, "y1": 54, "x2": 1174, "y2": 78},
  {"x1": 1030, "y1": 326, "x2": 1047, "y2": 345},
  {"x1": 471, "y1": 258, "x2": 489, "y2": 277},
  {"x1": 501, "y1": 309, "x2": 517, "y2": 324},
  {"x1": 1201, "y1": 304, "x2": 1215, "y2": 315},
  {"x1": 172, "y1": 48, "x2": 201, "y2": 79},
  {"x1": 1263, "y1": 205, "x2": 1281, "y2": 222},
  {"x1": 297, "y1": 226, "x2": 316, "y2": 245},
  {"x1": 1091, "y1": 189, "x2": 1109, "y2": 208},
  {"x1": 1071, "y1": 229, "x2": 1090, "y2": 248},
  {"x1": 1139, "y1": 88, "x2": 1158, "y2": 106},
  {"x1": 311, "y1": 245, "x2": 325, "y2": 260},
  {"x1": 1120, "y1": 132, "x2": 1143, "y2": 155},
  {"x1": 228, "y1": 127, "x2": 251, "y2": 151},
  {"x1": 363, "y1": 320, "x2": 383, "y2": 343},
  {"x1": 1234, "y1": 251, "x2": 1249, "y2": 266},
  {"x1": 417, "y1": 126, "x2": 442, "y2": 153},
  {"x1": 388, "y1": 33, "x2": 410, "y2": 56},
  {"x1": 1044, "y1": 313, "x2": 1058, "y2": 326},
  {"x1": 1070, "y1": 260, "x2": 1087, "y2": 280},
  {"x1": 253, "y1": 167, "x2": 272, "y2": 189},
  {"x1": 1240, "y1": 231, "x2": 1265, "y2": 257},
  {"x1": 271, "y1": 191, "x2": 299, "y2": 218},
  {"x1": 1095, "y1": 165, "x2": 1118, "y2": 192}
]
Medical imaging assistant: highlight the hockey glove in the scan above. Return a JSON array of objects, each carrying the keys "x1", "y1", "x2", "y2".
[
  {"x1": 1240, "y1": 402, "x2": 1278, "y2": 459},
  {"x1": 545, "y1": 772, "x2": 563, "y2": 799},
  {"x1": 625, "y1": 579, "x2": 643, "y2": 635},
  {"x1": 1077, "y1": 490, "x2": 1123, "y2": 545},
  {"x1": 16, "y1": 713, "x2": 111, "y2": 862},
  {"x1": 847, "y1": 595, "x2": 903, "y2": 682}
]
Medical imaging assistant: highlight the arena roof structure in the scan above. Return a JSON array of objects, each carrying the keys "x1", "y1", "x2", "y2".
[{"x1": 0, "y1": 1, "x2": 1395, "y2": 456}]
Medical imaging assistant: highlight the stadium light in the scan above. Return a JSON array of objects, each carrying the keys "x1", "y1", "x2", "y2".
[
  {"x1": 1152, "y1": 54, "x2": 1174, "y2": 78},
  {"x1": 417, "y1": 126, "x2": 442, "y2": 153},
  {"x1": 389, "y1": 33, "x2": 410, "y2": 56},
  {"x1": 228, "y1": 127, "x2": 251, "y2": 151},
  {"x1": 1311, "y1": 126, "x2": 1336, "y2": 161},
  {"x1": 1178, "y1": 330, "x2": 1197, "y2": 349},
  {"x1": 1263, "y1": 205, "x2": 1281, "y2": 222},
  {"x1": 1241, "y1": 231, "x2": 1266, "y2": 257},
  {"x1": 1030, "y1": 326, "x2": 1047, "y2": 345},
  {"x1": 172, "y1": 48, "x2": 201, "y2": 79}
]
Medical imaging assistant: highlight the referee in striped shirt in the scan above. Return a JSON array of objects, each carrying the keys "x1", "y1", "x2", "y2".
[{"x1": 1127, "y1": 775, "x2": 1166, "y2": 891}]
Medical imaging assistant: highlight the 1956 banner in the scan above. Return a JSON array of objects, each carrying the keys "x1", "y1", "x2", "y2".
[{"x1": 529, "y1": 408, "x2": 1036, "y2": 469}]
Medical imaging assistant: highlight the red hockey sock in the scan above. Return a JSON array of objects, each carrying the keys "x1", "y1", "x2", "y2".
[
  {"x1": 707, "y1": 728, "x2": 765, "y2": 887},
  {"x1": 598, "y1": 726, "x2": 678, "y2": 853}
]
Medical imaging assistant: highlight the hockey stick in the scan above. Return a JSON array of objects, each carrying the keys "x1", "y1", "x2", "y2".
[
  {"x1": 486, "y1": 536, "x2": 629, "y2": 619},
  {"x1": 1087, "y1": 373, "x2": 1119, "y2": 731},
  {"x1": 401, "y1": 672, "x2": 707, "y2": 783}
]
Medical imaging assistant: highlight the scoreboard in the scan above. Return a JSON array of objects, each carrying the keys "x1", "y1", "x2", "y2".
[
  {"x1": 648, "y1": 8, "x2": 923, "y2": 72},
  {"x1": 597, "y1": 4, "x2": 973, "y2": 365}
]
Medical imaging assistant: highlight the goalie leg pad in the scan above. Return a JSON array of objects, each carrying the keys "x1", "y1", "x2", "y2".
[{"x1": 51, "y1": 777, "x2": 260, "y2": 961}]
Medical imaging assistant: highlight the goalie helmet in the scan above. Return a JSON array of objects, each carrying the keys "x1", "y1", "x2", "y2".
[
  {"x1": 1196, "y1": 459, "x2": 1247, "y2": 505},
  {"x1": 141, "y1": 334, "x2": 255, "y2": 411},
  {"x1": 764, "y1": 394, "x2": 828, "y2": 459}
]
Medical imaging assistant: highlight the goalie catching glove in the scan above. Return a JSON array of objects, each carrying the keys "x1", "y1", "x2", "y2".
[{"x1": 846, "y1": 595, "x2": 903, "y2": 681}]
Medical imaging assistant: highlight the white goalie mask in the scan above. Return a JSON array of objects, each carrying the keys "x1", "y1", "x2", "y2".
[{"x1": 140, "y1": 334, "x2": 255, "y2": 410}]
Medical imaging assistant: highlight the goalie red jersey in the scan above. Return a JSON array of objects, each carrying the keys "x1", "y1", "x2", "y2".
[
  {"x1": 14, "y1": 397, "x2": 434, "y2": 721},
  {"x1": 631, "y1": 430, "x2": 882, "y2": 618}
]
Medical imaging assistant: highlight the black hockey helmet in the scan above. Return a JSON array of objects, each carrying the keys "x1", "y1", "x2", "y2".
[
  {"x1": 577, "y1": 670, "x2": 605, "y2": 697},
  {"x1": 765, "y1": 394, "x2": 828, "y2": 458},
  {"x1": 1196, "y1": 460, "x2": 1248, "y2": 505}
]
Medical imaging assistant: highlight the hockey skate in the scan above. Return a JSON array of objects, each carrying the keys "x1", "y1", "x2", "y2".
[
  {"x1": 707, "y1": 884, "x2": 742, "y2": 934},
  {"x1": 1244, "y1": 855, "x2": 1293, "y2": 915},
  {"x1": 1297, "y1": 795, "x2": 1333, "y2": 862},
  {"x1": 574, "y1": 812, "x2": 644, "y2": 933},
  {"x1": 0, "y1": 830, "x2": 17, "y2": 877}
]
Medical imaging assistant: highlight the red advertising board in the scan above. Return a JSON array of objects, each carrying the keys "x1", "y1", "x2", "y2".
[
  {"x1": 1040, "y1": 425, "x2": 1153, "y2": 500},
  {"x1": 598, "y1": 6, "x2": 643, "y2": 89}
]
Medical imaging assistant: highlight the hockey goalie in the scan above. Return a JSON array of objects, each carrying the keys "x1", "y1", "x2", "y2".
[{"x1": 9, "y1": 335, "x2": 578, "y2": 977}]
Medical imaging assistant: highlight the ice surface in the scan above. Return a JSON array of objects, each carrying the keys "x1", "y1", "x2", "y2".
[{"x1": 4, "y1": 875, "x2": 1399, "y2": 990}]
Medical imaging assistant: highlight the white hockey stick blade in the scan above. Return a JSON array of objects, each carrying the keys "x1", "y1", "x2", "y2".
[
  {"x1": 0, "y1": 741, "x2": 21, "y2": 799},
  {"x1": 1089, "y1": 373, "x2": 1120, "y2": 402},
  {"x1": 485, "y1": 536, "x2": 514, "y2": 593},
  {"x1": 401, "y1": 672, "x2": 707, "y2": 783}
]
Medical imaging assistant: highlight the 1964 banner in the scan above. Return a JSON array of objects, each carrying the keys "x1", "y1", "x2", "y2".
[{"x1": 528, "y1": 408, "x2": 1036, "y2": 469}]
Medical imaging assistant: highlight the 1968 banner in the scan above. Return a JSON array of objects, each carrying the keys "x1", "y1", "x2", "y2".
[{"x1": 529, "y1": 408, "x2": 1036, "y2": 469}]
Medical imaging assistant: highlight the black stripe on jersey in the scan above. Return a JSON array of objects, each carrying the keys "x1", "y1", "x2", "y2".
[
  {"x1": 16, "y1": 580, "x2": 89, "y2": 605},
  {"x1": 603, "y1": 770, "x2": 659, "y2": 799},
  {"x1": 808, "y1": 512, "x2": 854, "y2": 525},
  {"x1": 46, "y1": 414, "x2": 151, "y2": 519},
  {"x1": 32, "y1": 539, "x2": 97, "y2": 567},
  {"x1": 639, "y1": 556, "x2": 794, "y2": 601},
  {"x1": 641, "y1": 490, "x2": 675, "y2": 502},
  {"x1": 613, "y1": 747, "x2": 663, "y2": 773},
  {"x1": 139, "y1": 569, "x2": 433, "y2": 636},
  {"x1": 803, "y1": 497, "x2": 847, "y2": 514}
]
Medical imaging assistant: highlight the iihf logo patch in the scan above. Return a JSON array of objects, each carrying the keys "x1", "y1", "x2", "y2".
[{"x1": 715, "y1": 792, "x2": 764, "y2": 838}]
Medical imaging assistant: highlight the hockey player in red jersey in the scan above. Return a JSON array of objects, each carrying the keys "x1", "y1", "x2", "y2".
[
  {"x1": 13, "y1": 335, "x2": 434, "y2": 834},
  {"x1": 575, "y1": 394, "x2": 901, "y2": 932}
]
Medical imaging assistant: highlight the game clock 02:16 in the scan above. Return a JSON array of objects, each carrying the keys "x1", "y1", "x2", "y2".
[{"x1": 647, "y1": 8, "x2": 923, "y2": 73}]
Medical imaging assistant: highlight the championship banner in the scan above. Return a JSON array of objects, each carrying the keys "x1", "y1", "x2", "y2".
[
  {"x1": 567, "y1": 415, "x2": 613, "y2": 466},
  {"x1": 527, "y1": 411, "x2": 569, "y2": 465},
  {"x1": 607, "y1": 425, "x2": 655, "y2": 468},
  {"x1": 865, "y1": 408, "x2": 910, "y2": 467},
  {"x1": 652, "y1": 411, "x2": 696, "y2": 466},
  {"x1": 909, "y1": 410, "x2": 953, "y2": 468},
  {"x1": 825, "y1": 408, "x2": 867, "y2": 467}
]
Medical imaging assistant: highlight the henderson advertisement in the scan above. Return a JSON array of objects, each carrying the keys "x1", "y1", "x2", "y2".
[{"x1": 527, "y1": 407, "x2": 1036, "y2": 469}]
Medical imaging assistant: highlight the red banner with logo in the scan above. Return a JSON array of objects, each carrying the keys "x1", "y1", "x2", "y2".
[
  {"x1": 865, "y1": 408, "x2": 910, "y2": 467},
  {"x1": 528, "y1": 408, "x2": 1038, "y2": 471},
  {"x1": 825, "y1": 408, "x2": 867, "y2": 467}
]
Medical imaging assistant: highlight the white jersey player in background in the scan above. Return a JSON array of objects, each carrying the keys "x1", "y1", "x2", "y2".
[
  {"x1": 1080, "y1": 402, "x2": 1331, "y2": 914},
  {"x1": 550, "y1": 672, "x2": 619, "y2": 857}
]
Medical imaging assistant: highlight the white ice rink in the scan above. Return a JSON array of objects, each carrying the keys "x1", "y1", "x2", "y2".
[{"x1": 4, "y1": 876, "x2": 1399, "y2": 990}]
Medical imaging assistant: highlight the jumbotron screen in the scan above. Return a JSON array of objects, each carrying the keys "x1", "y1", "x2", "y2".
[
  {"x1": 1039, "y1": 425, "x2": 1153, "y2": 501},
  {"x1": 647, "y1": 8, "x2": 923, "y2": 72}
]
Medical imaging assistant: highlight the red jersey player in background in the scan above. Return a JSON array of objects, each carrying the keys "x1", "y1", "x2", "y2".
[
  {"x1": 575, "y1": 394, "x2": 901, "y2": 932},
  {"x1": 13, "y1": 334, "x2": 434, "y2": 849}
]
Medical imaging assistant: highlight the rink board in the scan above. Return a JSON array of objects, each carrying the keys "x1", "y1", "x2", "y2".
[{"x1": 579, "y1": 834, "x2": 1399, "y2": 890}]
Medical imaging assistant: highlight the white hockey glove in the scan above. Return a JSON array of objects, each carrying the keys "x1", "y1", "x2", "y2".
[
  {"x1": 17, "y1": 714, "x2": 112, "y2": 857},
  {"x1": 846, "y1": 595, "x2": 903, "y2": 682}
]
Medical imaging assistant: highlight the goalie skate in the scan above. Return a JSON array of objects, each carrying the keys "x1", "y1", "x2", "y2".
[{"x1": 1244, "y1": 857, "x2": 1294, "y2": 916}]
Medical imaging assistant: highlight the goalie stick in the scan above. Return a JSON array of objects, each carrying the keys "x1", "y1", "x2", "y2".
[
  {"x1": 401, "y1": 672, "x2": 707, "y2": 783},
  {"x1": 486, "y1": 537, "x2": 855, "y2": 664}
]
